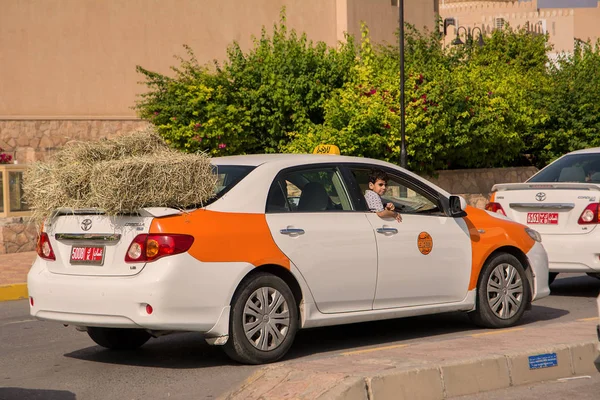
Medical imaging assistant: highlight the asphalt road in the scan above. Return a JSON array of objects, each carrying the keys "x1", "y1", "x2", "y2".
[{"x1": 1, "y1": 273, "x2": 599, "y2": 400}]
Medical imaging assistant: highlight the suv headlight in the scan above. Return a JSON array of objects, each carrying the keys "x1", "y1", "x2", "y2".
[{"x1": 525, "y1": 228, "x2": 542, "y2": 243}]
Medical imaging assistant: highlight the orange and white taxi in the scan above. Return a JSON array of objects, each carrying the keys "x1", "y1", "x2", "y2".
[{"x1": 28, "y1": 153, "x2": 550, "y2": 364}]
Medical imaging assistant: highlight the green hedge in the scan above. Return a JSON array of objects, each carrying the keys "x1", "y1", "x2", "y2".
[{"x1": 135, "y1": 12, "x2": 600, "y2": 174}]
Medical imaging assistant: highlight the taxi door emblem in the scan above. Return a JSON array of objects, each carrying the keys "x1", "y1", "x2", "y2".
[{"x1": 417, "y1": 232, "x2": 433, "y2": 255}]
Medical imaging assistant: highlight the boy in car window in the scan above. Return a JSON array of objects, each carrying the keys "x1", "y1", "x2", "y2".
[{"x1": 365, "y1": 169, "x2": 402, "y2": 222}]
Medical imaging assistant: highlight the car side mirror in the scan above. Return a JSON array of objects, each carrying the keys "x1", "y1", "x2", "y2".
[{"x1": 449, "y1": 195, "x2": 467, "y2": 218}]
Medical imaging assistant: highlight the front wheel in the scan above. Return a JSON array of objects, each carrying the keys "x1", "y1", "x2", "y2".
[
  {"x1": 223, "y1": 272, "x2": 298, "y2": 365},
  {"x1": 87, "y1": 327, "x2": 151, "y2": 350},
  {"x1": 469, "y1": 253, "x2": 530, "y2": 328}
]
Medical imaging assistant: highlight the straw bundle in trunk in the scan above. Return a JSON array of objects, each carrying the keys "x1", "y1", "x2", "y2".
[
  {"x1": 23, "y1": 128, "x2": 217, "y2": 222},
  {"x1": 54, "y1": 127, "x2": 170, "y2": 201},
  {"x1": 89, "y1": 152, "x2": 216, "y2": 215}
]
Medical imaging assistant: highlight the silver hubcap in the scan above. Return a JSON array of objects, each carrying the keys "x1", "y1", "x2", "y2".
[
  {"x1": 243, "y1": 287, "x2": 290, "y2": 351},
  {"x1": 486, "y1": 263, "x2": 523, "y2": 319}
]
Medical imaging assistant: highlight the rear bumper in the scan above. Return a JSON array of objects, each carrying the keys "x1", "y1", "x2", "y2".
[
  {"x1": 526, "y1": 241, "x2": 550, "y2": 301},
  {"x1": 27, "y1": 253, "x2": 253, "y2": 336},
  {"x1": 542, "y1": 231, "x2": 600, "y2": 273}
]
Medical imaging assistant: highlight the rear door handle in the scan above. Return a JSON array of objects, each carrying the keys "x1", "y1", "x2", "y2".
[
  {"x1": 280, "y1": 228, "x2": 305, "y2": 235},
  {"x1": 376, "y1": 226, "x2": 398, "y2": 234}
]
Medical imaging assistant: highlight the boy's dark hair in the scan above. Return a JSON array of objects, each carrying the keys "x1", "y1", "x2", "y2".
[{"x1": 368, "y1": 168, "x2": 388, "y2": 184}]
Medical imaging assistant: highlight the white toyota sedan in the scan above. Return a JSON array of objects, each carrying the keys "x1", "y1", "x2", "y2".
[
  {"x1": 487, "y1": 147, "x2": 600, "y2": 285},
  {"x1": 28, "y1": 154, "x2": 550, "y2": 364}
]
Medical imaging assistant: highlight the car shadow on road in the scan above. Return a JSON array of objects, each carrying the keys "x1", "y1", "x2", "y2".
[
  {"x1": 550, "y1": 274, "x2": 600, "y2": 298},
  {"x1": 64, "y1": 332, "x2": 243, "y2": 369},
  {"x1": 0, "y1": 388, "x2": 76, "y2": 400},
  {"x1": 285, "y1": 304, "x2": 569, "y2": 361},
  {"x1": 65, "y1": 303, "x2": 571, "y2": 368},
  {"x1": 518, "y1": 304, "x2": 570, "y2": 325}
]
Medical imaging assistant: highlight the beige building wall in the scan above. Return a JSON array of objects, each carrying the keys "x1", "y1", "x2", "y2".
[
  {"x1": 1, "y1": 0, "x2": 437, "y2": 120},
  {"x1": 440, "y1": 0, "x2": 600, "y2": 57},
  {"x1": 574, "y1": 7, "x2": 600, "y2": 45},
  {"x1": 0, "y1": 0, "x2": 339, "y2": 118},
  {"x1": 345, "y1": 0, "x2": 438, "y2": 46}
]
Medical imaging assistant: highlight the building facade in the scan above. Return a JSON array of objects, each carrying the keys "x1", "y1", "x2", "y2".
[
  {"x1": 0, "y1": 0, "x2": 438, "y2": 163},
  {"x1": 440, "y1": 0, "x2": 600, "y2": 58}
]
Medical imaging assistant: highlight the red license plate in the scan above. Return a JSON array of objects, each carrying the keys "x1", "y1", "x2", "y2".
[
  {"x1": 527, "y1": 212, "x2": 559, "y2": 225},
  {"x1": 70, "y1": 246, "x2": 105, "y2": 265}
]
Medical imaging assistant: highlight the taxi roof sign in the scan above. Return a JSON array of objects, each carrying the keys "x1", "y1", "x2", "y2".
[{"x1": 313, "y1": 144, "x2": 340, "y2": 155}]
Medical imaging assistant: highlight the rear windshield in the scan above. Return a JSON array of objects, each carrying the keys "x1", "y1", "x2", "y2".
[
  {"x1": 205, "y1": 165, "x2": 255, "y2": 205},
  {"x1": 528, "y1": 153, "x2": 600, "y2": 183}
]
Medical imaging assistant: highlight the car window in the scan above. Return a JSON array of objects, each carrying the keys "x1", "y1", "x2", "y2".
[
  {"x1": 350, "y1": 168, "x2": 443, "y2": 215},
  {"x1": 528, "y1": 153, "x2": 600, "y2": 183},
  {"x1": 205, "y1": 165, "x2": 255, "y2": 206},
  {"x1": 266, "y1": 167, "x2": 353, "y2": 213}
]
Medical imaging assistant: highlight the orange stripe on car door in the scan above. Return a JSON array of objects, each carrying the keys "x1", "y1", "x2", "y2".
[
  {"x1": 150, "y1": 210, "x2": 290, "y2": 269},
  {"x1": 463, "y1": 206, "x2": 535, "y2": 290}
]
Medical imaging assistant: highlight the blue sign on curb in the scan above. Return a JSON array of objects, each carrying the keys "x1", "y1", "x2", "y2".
[{"x1": 528, "y1": 353, "x2": 558, "y2": 370}]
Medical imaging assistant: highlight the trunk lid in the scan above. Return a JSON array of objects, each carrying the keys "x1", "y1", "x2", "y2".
[
  {"x1": 492, "y1": 183, "x2": 600, "y2": 235},
  {"x1": 43, "y1": 208, "x2": 181, "y2": 276}
]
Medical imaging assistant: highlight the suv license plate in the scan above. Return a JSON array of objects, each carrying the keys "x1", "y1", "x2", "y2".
[
  {"x1": 527, "y1": 212, "x2": 558, "y2": 225},
  {"x1": 70, "y1": 246, "x2": 105, "y2": 265}
]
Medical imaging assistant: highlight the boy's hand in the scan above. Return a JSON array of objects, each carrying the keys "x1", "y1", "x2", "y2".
[
  {"x1": 385, "y1": 202, "x2": 395, "y2": 211},
  {"x1": 395, "y1": 212, "x2": 402, "y2": 223}
]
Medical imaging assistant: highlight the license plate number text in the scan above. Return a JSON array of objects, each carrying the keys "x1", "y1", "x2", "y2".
[
  {"x1": 527, "y1": 212, "x2": 559, "y2": 225},
  {"x1": 70, "y1": 246, "x2": 105, "y2": 265}
]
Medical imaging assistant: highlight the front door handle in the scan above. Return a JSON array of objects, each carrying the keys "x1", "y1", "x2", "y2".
[
  {"x1": 376, "y1": 226, "x2": 398, "y2": 234},
  {"x1": 280, "y1": 227, "x2": 305, "y2": 235}
]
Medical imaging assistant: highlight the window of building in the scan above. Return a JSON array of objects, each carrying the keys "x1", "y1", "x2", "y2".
[{"x1": 495, "y1": 18, "x2": 506, "y2": 30}]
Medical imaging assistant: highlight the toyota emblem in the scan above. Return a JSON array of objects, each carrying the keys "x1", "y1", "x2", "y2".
[
  {"x1": 81, "y1": 219, "x2": 92, "y2": 231},
  {"x1": 535, "y1": 192, "x2": 546, "y2": 202}
]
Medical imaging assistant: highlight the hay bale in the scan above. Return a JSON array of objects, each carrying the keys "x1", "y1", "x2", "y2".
[
  {"x1": 54, "y1": 127, "x2": 170, "y2": 201},
  {"x1": 88, "y1": 152, "x2": 216, "y2": 215},
  {"x1": 23, "y1": 161, "x2": 85, "y2": 223},
  {"x1": 23, "y1": 128, "x2": 217, "y2": 221},
  {"x1": 56, "y1": 127, "x2": 168, "y2": 166}
]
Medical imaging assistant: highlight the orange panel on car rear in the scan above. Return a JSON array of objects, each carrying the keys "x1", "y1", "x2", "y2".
[
  {"x1": 463, "y1": 206, "x2": 535, "y2": 290},
  {"x1": 149, "y1": 209, "x2": 290, "y2": 269}
]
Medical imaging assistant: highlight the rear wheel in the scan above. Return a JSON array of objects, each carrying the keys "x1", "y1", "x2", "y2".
[
  {"x1": 469, "y1": 253, "x2": 530, "y2": 328},
  {"x1": 223, "y1": 272, "x2": 298, "y2": 365},
  {"x1": 548, "y1": 273, "x2": 559, "y2": 285},
  {"x1": 87, "y1": 327, "x2": 151, "y2": 350}
]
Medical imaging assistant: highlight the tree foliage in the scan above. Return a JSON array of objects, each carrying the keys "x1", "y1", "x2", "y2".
[
  {"x1": 528, "y1": 41, "x2": 600, "y2": 166},
  {"x1": 135, "y1": 11, "x2": 600, "y2": 173}
]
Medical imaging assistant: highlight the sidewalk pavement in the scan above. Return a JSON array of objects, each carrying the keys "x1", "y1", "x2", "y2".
[
  {"x1": 222, "y1": 319, "x2": 600, "y2": 400},
  {"x1": 0, "y1": 251, "x2": 36, "y2": 301}
]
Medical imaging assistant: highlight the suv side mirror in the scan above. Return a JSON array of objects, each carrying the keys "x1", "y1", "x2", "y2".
[{"x1": 449, "y1": 195, "x2": 468, "y2": 218}]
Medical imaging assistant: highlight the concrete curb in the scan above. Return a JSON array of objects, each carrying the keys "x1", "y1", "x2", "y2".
[
  {"x1": 223, "y1": 341, "x2": 600, "y2": 400},
  {"x1": 347, "y1": 342, "x2": 600, "y2": 400},
  {"x1": 0, "y1": 283, "x2": 28, "y2": 302}
]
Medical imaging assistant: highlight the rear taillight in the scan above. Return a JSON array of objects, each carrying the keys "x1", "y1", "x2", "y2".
[
  {"x1": 36, "y1": 232, "x2": 56, "y2": 261},
  {"x1": 485, "y1": 202, "x2": 506, "y2": 216},
  {"x1": 578, "y1": 203, "x2": 600, "y2": 225},
  {"x1": 125, "y1": 234, "x2": 194, "y2": 263}
]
